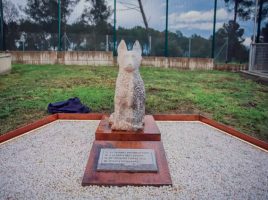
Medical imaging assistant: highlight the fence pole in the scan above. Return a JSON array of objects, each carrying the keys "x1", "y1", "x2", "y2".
[
  {"x1": 253, "y1": 0, "x2": 259, "y2": 43},
  {"x1": 225, "y1": 36, "x2": 229, "y2": 62},
  {"x1": 106, "y1": 35, "x2": 109, "y2": 52},
  {"x1": 149, "y1": 35, "x2": 152, "y2": 55},
  {"x1": 188, "y1": 38, "x2": 191, "y2": 58},
  {"x1": 165, "y1": 0, "x2": 169, "y2": 57},
  {"x1": 256, "y1": 0, "x2": 263, "y2": 43},
  {"x1": 0, "y1": 0, "x2": 4, "y2": 51},
  {"x1": 113, "y1": 0, "x2": 117, "y2": 56},
  {"x1": 58, "y1": 0, "x2": 61, "y2": 51},
  {"x1": 211, "y1": 0, "x2": 217, "y2": 58}
]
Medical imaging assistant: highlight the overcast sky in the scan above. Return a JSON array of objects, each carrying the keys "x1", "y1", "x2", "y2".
[{"x1": 12, "y1": 0, "x2": 255, "y2": 46}]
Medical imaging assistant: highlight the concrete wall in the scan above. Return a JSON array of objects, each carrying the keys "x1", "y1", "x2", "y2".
[
  {"x1": 9, "y1": 51, "x2": 215, "y2": 70},
  {"x1": 140, "y1": 57, "x2": 213, "y2": 70},
  {"x1": 10, "y1": 51, "x2": 114, "y2": 66},
  {"x1": 0, "y1": 53, "x2": 12, "y2": 74},
  {"x1": 214, "y1": 63, "x2": 248, "y2": 71}
]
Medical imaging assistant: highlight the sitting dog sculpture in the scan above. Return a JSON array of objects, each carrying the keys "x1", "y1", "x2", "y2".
[{"x1": 109, "y1": 40, "x2": 145, "y2": 131}]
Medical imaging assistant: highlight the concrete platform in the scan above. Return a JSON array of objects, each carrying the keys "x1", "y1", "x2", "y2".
[
  {"x1": 0, "y1": 53, "x2": 11, "y2": 75},
  {"x1": 241, "y1": 70, "x2": 268, "y2": 85},
  {"x1": 0, "y1": 120, "x2": 268, "y2": 199}
]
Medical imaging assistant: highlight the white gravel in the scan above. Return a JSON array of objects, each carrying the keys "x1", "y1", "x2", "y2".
[{"x1": 0, "y1": 120, "x2": 268, "y2": 200}]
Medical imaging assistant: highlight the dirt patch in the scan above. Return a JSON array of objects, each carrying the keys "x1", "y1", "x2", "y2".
[
  {"x1": 258, "y1": 88, "x2": 268, "y2": 93},
  {"x1": 218, "y1": 77, "x2": 236, "y2": 82},
  {"x1": 44, "y1": 78, "x2": 115, "y2": 89},
  {"x1": 146, "y1": 86, "x2": 169, "y2": 94},
  {"x1": 241, "y1": 101, "x2": 257, "y2": 108}
]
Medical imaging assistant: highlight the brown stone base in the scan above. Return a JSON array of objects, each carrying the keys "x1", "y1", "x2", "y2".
[
  {"x1": 81, "y1": 140, "x2": 172, "y2": 186},
  {"x1": 95, "y1": 115, "x2": 161, "y2": 141}
]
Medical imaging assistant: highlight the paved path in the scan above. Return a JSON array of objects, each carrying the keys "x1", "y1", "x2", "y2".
[{"x1": 0, "y1": 120, "x2": 267, "y2": 200}]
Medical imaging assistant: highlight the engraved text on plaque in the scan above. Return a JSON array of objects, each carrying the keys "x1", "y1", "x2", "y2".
[{"x1": 97, "y1": 148, "x2": 158, "y2": 172}]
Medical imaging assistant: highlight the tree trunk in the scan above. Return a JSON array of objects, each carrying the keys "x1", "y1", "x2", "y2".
[
  {"x1": 256, "y1": 0, "x2": 264, "y2": 43},
  {"x1": 137, "y1": 0, "x2": 150, "y2": 54},
  {"x1": 137, "y1": 0, "x2": 148, "y2": 31},
  {"x1": 234, "y1": 0, "x2": 238, "y2": 23}
]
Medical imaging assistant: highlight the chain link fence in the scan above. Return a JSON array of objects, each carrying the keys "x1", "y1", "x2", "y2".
[
  {"x1": 249, "y1": 43, "x2": 268, "y2": 71},
  {"x1": 1, "y1": 0, "x2": 266, "y2": 63}
]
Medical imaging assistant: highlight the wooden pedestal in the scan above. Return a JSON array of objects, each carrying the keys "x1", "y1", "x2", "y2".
[
  {"x1": 95, "y1": 115, "x2": 161, "y2": 141},
  {"x1": 82, "y1": 141, "x2": 172, "y2": 187}
]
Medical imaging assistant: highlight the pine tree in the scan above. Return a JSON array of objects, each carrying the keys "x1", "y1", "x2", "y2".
[
  {"x1": 24, "y1": 0, "x2": 79, "y2": 33},
  {"x1": 81, "y1": 0, "x2": 111, "y2": 27},
  {"x1": 224, "y1": 0, "x2": 254, "y2": 23}
]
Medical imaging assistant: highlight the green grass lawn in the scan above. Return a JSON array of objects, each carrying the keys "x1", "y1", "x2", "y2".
[{"x1": 1, "y1": 64, "x2": 268, "y2": 142}]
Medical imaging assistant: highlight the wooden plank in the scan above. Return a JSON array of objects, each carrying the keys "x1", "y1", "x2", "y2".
[
  {"x1": 199, "y1": 115, "x2": 268, "y2": 151},
  {"x1": 1, "y1": 112, "x2": 267, "y2": 152},
  {"x1": 57, "y1": 113, "x2": 103, "y2": 120},
  {"x1": 153, "y1": 114, "x2": 200, "y2": 121},
  {"x1": 0, "y1": 114, "x2": 58, "y2": 144},
  {"x1": 82, "y1": 140, "x2": 172, "y2": 186},
  {"x1": 95, "y1": 115, "x2": 161, "y2": 141}
]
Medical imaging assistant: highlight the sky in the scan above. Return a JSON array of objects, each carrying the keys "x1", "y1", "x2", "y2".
[{"x1": 12, "y1": 0, "x2": 256, "y2": 46}]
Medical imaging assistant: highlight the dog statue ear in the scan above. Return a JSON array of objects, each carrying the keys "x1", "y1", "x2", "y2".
[
  {"x1": 133, "y1": 40, "x2": 142, "y2": 56},
  {"x1": 117, "y1": 40, "x2": 127, "y2": 56}
]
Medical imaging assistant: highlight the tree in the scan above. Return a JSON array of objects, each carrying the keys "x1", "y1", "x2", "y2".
[
  {"x1": 256, "y1": 0, "x2": 268, "y2": 43},
  {"x1": 190, "y1": 35, "x2": 211, "y2": 58},
  {"x1": 3, "y1": 0, "x2": 19, "y2": 24},
  {"x1": 79, "y1": 0, "x2": 112, "y2": 50},
  {"x1": 2, "y1": 0, "x2": 20, "y2": 50},
  {"x1": 81, "y1": 0, "x2": 111, "y2": 26},
  {"x1": 224, "y1": 0, "x2": 254, "y2": 23},
  {"x1": 119, "y1": 0, "x2": 149, "y2": 31},
  {"x1": 215, "y1": 20, "x2": 248, "y2": 62},
  {"x1": 23, "y1": 0, "x2": 79, "y2": 50},
  {"x1": 80, "y1": 0, "x2": 112, "y2": 36},
  {"x1": 137, "y1": 0, "x2": 148, "y2": 31}
]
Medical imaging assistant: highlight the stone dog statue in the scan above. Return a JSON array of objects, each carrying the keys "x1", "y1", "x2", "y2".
[{"x1": 109, "y1": 40, "x2": 145, "y2": 131}]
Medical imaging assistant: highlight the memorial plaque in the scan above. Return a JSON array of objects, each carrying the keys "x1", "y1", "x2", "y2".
[
  {"x1": 97, "y1": 148, "x2": 158, "y2": 172},
  {"x1": 82, "y1": 141, "x2": 172, "y2": 186}
]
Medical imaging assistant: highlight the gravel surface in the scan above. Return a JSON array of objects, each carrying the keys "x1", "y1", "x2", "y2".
[{"x1": 0, "y1": 120, "x2": 268, "y2": 200}]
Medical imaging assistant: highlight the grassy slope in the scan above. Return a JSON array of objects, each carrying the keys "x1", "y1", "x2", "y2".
[{"x1": 0, "y1": 64, "x2": 268, "y2": 141}]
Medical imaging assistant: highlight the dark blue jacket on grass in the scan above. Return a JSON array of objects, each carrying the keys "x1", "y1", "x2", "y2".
[{"x1": 47, "y1": 97, "x2": 91, "y2": 114}]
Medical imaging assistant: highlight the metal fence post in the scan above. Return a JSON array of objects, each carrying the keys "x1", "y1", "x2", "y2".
[
  {"x1": 188, "y1": 37, "x2": 191, "y2": 58},
  {"x1": 225, "y1": 35, "x2": 229, "y2": 62},
  {"x1": 0, "y1": 0, "x2": 4, "y2": 51},
  {"x1": 58, "y1": 0, "x2": 61, "y2": 51},
  {"x1": 113, "y1": 0, "x2": 117, "y2": 56},
  {"x1": 253, "y1": 0, "x2": 259, "y2": 43},
  {"x1": 211, "y1": 0, "x2": 217, "y2": 58},
  {"x1": 149, "y1": 35, "x2": 152, "y2": 55},
  {"x1": 248, "y1": 43, "x2": 253, "y2": 71},
  {"x1": 165, "y1": 0, "x2": 169, "y2": 57},
  {"x1": 106, "y1": 35, "x2": 109, "y2": 52},
  {"x1": 256, "y1": 0, "x2": 263, "y2": 43}
]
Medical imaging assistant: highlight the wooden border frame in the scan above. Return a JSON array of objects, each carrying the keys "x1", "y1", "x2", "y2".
[
  {"x1": 0, "y1": 114, "x2": 267, "y2": 151},
  {"x1": 0, "y1": 114, "x2": 58, "y2": 144}
]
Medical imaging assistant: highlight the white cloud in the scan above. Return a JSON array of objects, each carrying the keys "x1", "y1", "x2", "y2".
[
  {"x1": 108, "y1": 0, "x2": 165, "y2": 30},
  {"x1": 170, "y1": 22, "x2": 224, "y2": 31},
  {"x1": 243, "y1": 37, "x2": 252, "y2": 47},
  {"x1": 169, "y1": 8, "x2": 228, "y2": 23},
  {"x1": 161, "y1": 2, "x2": 166, "y2": 7},
  {"x1": 168, "y1": 8, "x2": 229, "y2": 31},
  {"x1": 68, "y1": 0, "x2": 89, "y2": 23}
]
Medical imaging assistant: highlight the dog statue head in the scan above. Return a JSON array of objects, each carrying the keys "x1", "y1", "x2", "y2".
[{"x1": 117, "y1": 40, "x2": 142, "y2": 72}]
